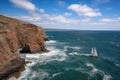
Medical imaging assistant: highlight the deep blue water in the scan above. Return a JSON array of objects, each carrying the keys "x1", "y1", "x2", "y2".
[{"x1": 18, "y1": 30, "x2": 120, "y2": 80}]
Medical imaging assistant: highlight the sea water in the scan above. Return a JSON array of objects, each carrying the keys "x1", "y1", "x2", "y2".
[{"x1": 12, "y1": 30, "x2": 120, "y2": 80}]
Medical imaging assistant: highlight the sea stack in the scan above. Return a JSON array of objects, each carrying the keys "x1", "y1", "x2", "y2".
[{"x1": 0, "y1": 15, "x2": 47, "y2": 79}]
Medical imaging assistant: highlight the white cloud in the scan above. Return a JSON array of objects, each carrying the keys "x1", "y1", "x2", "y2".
[
  {"x1": 48, "y1": 15, "x2": 78, "y2": 24},
  {"x1": 11, "y1": 12, "x2": 80, "y2": 28},
  {"x1": 11, "y1": 14, "x2": 120, "y2": 30},
  {"x1": 10, "y1": 12, "x2": 120, "y2": 30},
  {"x1": 81, "y1": 18, "x2": 91, "y2": 22},
  {"x1": 39, "y1": 9, "x2": 45, "y2": 13},
  {"x1": 68, "y1": 4, "x2": 102, "y2": 17},
  {"x1": 100, "y1": 18, "x2": 113, "y2": 22},
  {"x1": 12, "y1": 13, "x2": 42, "y2": 22},
  {"x1": 64, "y1": 12, "x2": 72, "y2": 16},
  {"x1": 100, "y1": 17, "x2": 120, "y2": 23},
  {"x1": 10, "y1": 0, "x2": 36, "y2": 11}
]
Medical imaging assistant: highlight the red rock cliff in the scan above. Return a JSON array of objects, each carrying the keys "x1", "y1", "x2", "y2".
[{"x1": 0, "y1": 15, "x2": 47, "y2": 79}]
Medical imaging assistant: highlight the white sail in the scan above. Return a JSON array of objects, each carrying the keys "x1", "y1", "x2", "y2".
[
  {"x1": 91, "y1": 47, "x2": 98, "y2": 56},
  {"x1": 91, "y1": 48, "x2": 94, "y2": 54},
  {"x1": 94, "y1": 48, "x2": 98, "y2": 56}
]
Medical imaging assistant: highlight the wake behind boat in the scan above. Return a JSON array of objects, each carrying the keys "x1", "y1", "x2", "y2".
[
  {"x1": 69, "y1": 47, "x2": 98, "y2": 57},
  {"x1": 90, "y1": 47, "x2": 98, "y2": 57}
]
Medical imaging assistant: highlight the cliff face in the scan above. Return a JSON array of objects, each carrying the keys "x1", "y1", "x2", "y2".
[{"x1": 0, "y1": 15, "x2": 46, "y2": 79}]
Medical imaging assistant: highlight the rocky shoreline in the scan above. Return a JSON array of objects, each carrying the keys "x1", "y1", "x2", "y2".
[
  {"x1": 0, "y1": 58, "x2": 25, "y2": 79},
  {"x1": 0, "y1": 15, "x2": 48, "y2": 79},
  {"x1": 3, "y1": 61, "x2": 31, "y2": 80}
]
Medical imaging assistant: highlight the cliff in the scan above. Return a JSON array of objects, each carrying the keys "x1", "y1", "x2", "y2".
[{"x1": 0, "y1": 15, "x2": 47, "y2": 79}]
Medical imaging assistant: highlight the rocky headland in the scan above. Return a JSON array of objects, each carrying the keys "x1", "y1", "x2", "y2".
[{"x1": 0, "y1": 15, "x2": 47, "y2": 79}]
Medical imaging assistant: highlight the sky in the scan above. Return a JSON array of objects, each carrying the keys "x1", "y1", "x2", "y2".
[{"x1": 0, "y1": 0, "x2": 120, "y2": 30}]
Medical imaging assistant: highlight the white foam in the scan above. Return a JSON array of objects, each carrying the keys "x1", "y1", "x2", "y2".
[
  {"x1": 8, "y1": 77, "x2": 17, "y2": 80},
  {"x1": 69, "y1": 52, "x2": 78, "y2": 55},
  {"x1": 46, "y1": 35, "x2": 54, "y2": 38},
  {"x1": 37, "y1": 71, "x2": 49, "y2": 80},
  {"x1": 45, "y1": 40, "x2": 57, "y2": 44},
  {"x1": 26, "y1": 54, "x2": 40, "y2": 59},
  {"x1": 52, "y1": 72, "x2": 63, "y2": 78},
  {"x1": 86, "y1": 63, "x2": 94, "y2": 67},
  {"x1": 68, "y1": 52, "x2": 91, "y2": 56},
  {"x1": 17, "y1": 62, "x2": 49, "y2": 79},
  {"x1": 78, "y1": 54, "x2": 91, "y2": 56},
  {"x1": 29, "y1": 71, "x2": 37, "y2": 78},
  {"x1": 63, "y1": 46, "x2": 68, "y2": 52},
  {"x1": 17, "y1": 39, "x2": 67, "y2": 79},
  {"x1": 17, "y1": 63, "x2": 49, "y2": 80},
  {"x1": 90, "y1": 67, "x2": 98, "y2": 77},
  {"x1": 22, "y1": 46, "x2": 67, "y2": 63},
  {"x1": 86, "y1": 63, "x2": 99, "y2": 76},
  {"x1": 19, "y1": 39, "x2": 95, "y2": 79},
  {"x1": 71, "y1": 46, "x2": 80, "y2": 50},
  {"x1": 115, "y1": 63, "x2": 120, "y2": 67},
  {"x1": 91, "y1": 67, "x2": 98, "y2": 73},
  {"x1": 17, "y1": 62, "x2": 36, "y2": 80},
  {"x1": 103, "y1": 74, "x2": 112, "y2": 80},
  {"x1": 42, "y1": 46, "x2": 67, "y2": 62},
  {"x1": 86, "y1": 63, "x2": 112, "y2": 80},
  {"x1": 63, "y1": 46, "x2": 81, "y2": 52}
]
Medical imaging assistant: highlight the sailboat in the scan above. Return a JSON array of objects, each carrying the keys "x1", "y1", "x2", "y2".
[{"x1": 91, "y1": 47, "x2": 98, "y2": 57}]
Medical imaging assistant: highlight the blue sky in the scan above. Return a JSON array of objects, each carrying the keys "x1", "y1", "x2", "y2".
[{"x1": 0, "y1": 0, "x2": 120, "y2": 30}]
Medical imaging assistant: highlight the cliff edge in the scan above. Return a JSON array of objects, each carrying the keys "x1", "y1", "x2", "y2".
[{"x1": 0, "y1": 15, "x2": 47, "y2": 79}]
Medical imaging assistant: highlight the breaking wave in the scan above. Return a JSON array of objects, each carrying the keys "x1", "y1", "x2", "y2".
[
  {"x1": 45, "y1": 40, "x2": 57, "y2": 44},
  {"x1": 17, "y1": 40, "x2": 67, "y2": 80}
]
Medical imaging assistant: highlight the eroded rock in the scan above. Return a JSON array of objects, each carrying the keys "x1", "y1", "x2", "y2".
[{"x1": 0, "y1": 15, "x2": 47, "y2": 79}]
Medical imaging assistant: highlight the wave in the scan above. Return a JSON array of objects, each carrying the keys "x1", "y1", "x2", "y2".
[
  {"x1": 45, "y1": 40, "x2": 68, "y2": 46},
  {"x1": 86, "y1": 62, "x2": 112, "y2": 80},
  {"x1": 103, "y1": 74, "x2": 112, "y2": 80},
  {"x1": 17, "y1": 62, "x2": 49, "y2": 80},
  {"x1": 115, "y1": 63, "x2": 120, "y2": 67},
  {"x1": 52, "y1": 72, "x2": 63, "y2": 78},
  {"x1": 86, "y1": 63, "x2": 94, "y2": 67},
  {"x1": 17, "y1": 40, "x2": 67, "y2": 80},
  {"x1": 16, "y1": 38, "x2": 113, "y2": 80},
  {"x1": 64, "y1": 46, "x2": 81, "y2": 52},
  {"x1": 86, "y1": 63, "x2": 98, "y2": 77},
  {"x1": 20, "y1": 39, "x2": 67, "y2": 63},
  {"x1": 20, "y1": 46, "x2": 67, "y2": 63},
  {"x1": 45, "y1": 40, "x2": 57, "y2": 44},
  {"x1": 19, "y1": 62, "x2": 36, "y2": 79}
]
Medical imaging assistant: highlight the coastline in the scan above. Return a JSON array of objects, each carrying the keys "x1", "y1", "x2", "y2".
[
  {"x1": 0, "y1": 15, "x2": 48, "y2": 80},
  {"x1": 0, "y1": 58, "x2": 25, "y2": 80},
  {"x1": 3, "y1": 61, "x2": 31, "y2": 80}
]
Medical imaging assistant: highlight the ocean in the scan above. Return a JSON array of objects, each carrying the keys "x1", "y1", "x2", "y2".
[{"x1": 13, "y1": 30, "x2": 120, "y2": 80}]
